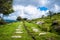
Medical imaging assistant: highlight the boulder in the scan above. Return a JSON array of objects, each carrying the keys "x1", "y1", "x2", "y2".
[
  {"x1": 36, "y1": 21, "x2": 44, "y2": 25},
  {"x1": 50, "y1": 20, "x2": 60, "y2": 34}
]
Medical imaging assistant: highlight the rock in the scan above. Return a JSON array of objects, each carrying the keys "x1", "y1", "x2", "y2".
[
  {"x1": 16, "y1": 29, "x2": 20, "y2": 31},
  {"x1": 51, "y1": 20, "x2": 59, "y2": 26},
  {"x1": 50, "y1": 20, "x2": 60, "y2": 34},
  {"x1": 11, "y1": 36, "x2": 22, "y2": 38},
  {"x1": 15, "y1": 32, "x2": 23, "y2": 34},
  {"x1": 36, "y1": 21, "x2": 44, "y2": 25},
  {"x1": 33, "y1": 28, "x2": 39, "y2": 32},
  {"x1": 39, "y1": 32, "x2": 47, "y2": 36}
]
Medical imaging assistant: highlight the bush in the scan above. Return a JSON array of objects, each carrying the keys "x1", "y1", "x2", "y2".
[
  {"x1": 0, "y1": 21, "x2": 7, "y2": 25},
  {"x1": 16, "y1": 16, "x2": 22, "y2": 21},
  {"x1": 50, "y1": 20, "x2": 60, "y2": 34},
  {"x1": 0, "y1": 18, "x2": 7, "y2": 25}
]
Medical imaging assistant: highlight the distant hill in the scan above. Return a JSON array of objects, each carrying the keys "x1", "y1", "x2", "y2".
[{"x1": 4, "y1": 20, "x2": 17, "y2": 23}]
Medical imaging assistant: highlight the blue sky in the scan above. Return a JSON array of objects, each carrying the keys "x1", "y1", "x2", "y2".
[
  {"x1": 2, "y1": 0, "x2": 60, "y2": 20},
  {"x1": 38, "y1": 7, "x2": 48, "y2": 11}
]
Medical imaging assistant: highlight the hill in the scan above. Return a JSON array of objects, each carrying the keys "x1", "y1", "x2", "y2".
[
  {"x1": 0, "y1": 13, "x2": 60, "y2": 40},
  {"x1": 31, "y1": 13, "x2": 60, "y2": 34}
]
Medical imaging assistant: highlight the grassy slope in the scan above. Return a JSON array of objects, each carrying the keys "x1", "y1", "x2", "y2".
[
  {"x1": 31, "y1": 13, "x2": 60, "y2": 32},
  {"x1": 27, "y1": 13, "x2": 60, "y2": 40},
  {"x1": 0, "y1": 22, "x2": 32, "y2": 40},
  {"x1": 0, "y1": 22, "x2": 20, "y2": 40},
  {"x1": 0, "y1": 21, "x2": 60, "y2": 40},
  {"x1": 0, "y1": 13, "x2": 60, "y2": 40},
  {"x1": 25, "y1": 21, "x2": 60, "y2": 40}
]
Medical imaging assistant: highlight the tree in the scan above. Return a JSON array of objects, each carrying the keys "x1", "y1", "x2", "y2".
[
  {"x1": 50, "y1": 20, "x2": 60, "y2": 34},
  {"x1": 0, "y1": 16, "x2": 6, "y2": 25},
  {"x1": 23, "y1": 18, "x2": 27, "y2": 20},
  {"x1": 0, "y1": 16, "x2": 1, "y2": 21},
  {"x1": 17, "y1": 16, "x2": 22, "y2": 21},
  {"x1": 42, "y1": 15, "x2": 45, "y2": 18},
  {"x1": 48, "y1": 11, "x2": 53, "y2": 19},
  {"x1": 0, "y1": 0, "x2": 13, "y2": 24},
  {"x1": 0, "y1": 0, "x2": 14, "y2": 15}
]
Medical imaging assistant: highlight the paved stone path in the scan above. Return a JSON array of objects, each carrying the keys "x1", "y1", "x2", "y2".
[
  {"x1": 11, "y1": 36, "x2": 22, "y2": 38},
  {"x1": 11, "y1": 25, "x2": 47, "y2": 39},
  {"x1": 11, "y1": 25, "x2": 23, "y2": 38},
  {"x1": 32, "y1": 27, "x2": 39, "y2": 32},
  {"x1": 32, "y1": 27, "x2": 47, "y2": 36},
  {"x1": 39, "y1": 32, "x2": 47, "y2": 36}
]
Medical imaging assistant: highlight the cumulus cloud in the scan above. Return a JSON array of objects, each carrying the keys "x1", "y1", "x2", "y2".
[
  {"x1": 13, "y1": 0, "x2": 60, "y2": 9},
  {"x1": 13, "y1": 0, "x2": 39, "y2": 6},
  {"x1": 4, "y1": 16, "x2": 17, "y2": 20},
  {"x1": 12, "y1": 5, "x2": 48, "y2": 19},
  {"x1": 13, "y1": 0, "x2": 60, "y2": 13},
  {"x1": 4, "y1": 0, "x2": 60, "y2": 20},
  {"x1": 50, "y1": 4, "x2": 60, "y2": 13},
  {"x1": 38, "y1": 0, "x2": 50, "y2": 6},
  {"x1": 13, "y1": 5, "x2": 25, "y2": 11},
  {"x1": 24, "y1": 5, "x2": 48, "y2": 19}
]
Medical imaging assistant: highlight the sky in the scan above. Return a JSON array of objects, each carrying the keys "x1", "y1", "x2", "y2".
[{"x1": 3, "y1": 0, "x2": 60, "y2": 20}]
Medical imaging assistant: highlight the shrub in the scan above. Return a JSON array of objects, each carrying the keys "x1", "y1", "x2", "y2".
[{"x1": 50, "y1": 20, "x2": 60, "y2": 34}]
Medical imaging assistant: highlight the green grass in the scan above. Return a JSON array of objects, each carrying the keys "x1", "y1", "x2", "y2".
[
  {"x1": 25, "y1": 21, "x2": 60, "y2": 40},
  {"x1": 0, "y1": 22, "x2": 20, "y2": 40},
  {"x1": 31, "y1": 13, "x2": 60, "y2": 32},
  {"x1": 0, "y1": 13, "x2": 60, "y2": 40},
  {"x1": 0, "y1": 21, "x2": 60, "y2": 40},
  {"x1": 11, "y1": 22, "x2": 32, "y2": 40},
  {"x1": 0, "y1": 22, "x2": 32, "y2": 40}
]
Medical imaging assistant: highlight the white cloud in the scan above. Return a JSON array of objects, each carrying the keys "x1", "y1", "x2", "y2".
[
  {"x1": 38, "y1": 0, "x2": 50, "y2": 6},
  {"x1": 13, "y1": 5, "x2": 25, "y2": 11},
  {"x1": 24, "y1": 5, "x2": 49, "y2": 19},
  {"x1": 13, "y1": 0, "x2": 60, "y2": 10},
  {"x1": 51, "y1": 4, "x2": 60, "y2": 13},
  {"x1": 13, "y1": 5, "x2": 49, "y2": 19},
  {"x1": 4, "y1": 16, "x2": 17, "y2": 20},
  {"x1": 24, "y1": 5, "x2": 39, "y2": 15},
  {"x1": 6, "y1": 5, "x2": 49, "y2": 20},
  {"x1": 54, "y1": 4, "x2": 60, "y2": 12},
  {"x1": 4, "y1": 0, "x2": 60, "y2": 20}
]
